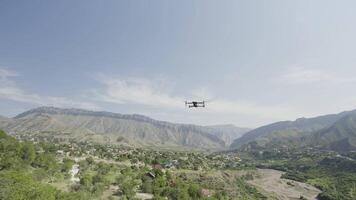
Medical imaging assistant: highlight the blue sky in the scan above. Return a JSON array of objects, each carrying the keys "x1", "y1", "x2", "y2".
[{"x1": 1, "y1": 0, "x2": 356, "y2": 127}]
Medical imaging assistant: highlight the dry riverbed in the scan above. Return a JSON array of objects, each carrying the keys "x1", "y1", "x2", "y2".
[{"x1": 248, "y1": 169, "x2": 320, "y2": 200}]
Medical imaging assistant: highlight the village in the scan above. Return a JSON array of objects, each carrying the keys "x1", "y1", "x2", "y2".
[{"x1": 14, "y1": 133, "x2": 249, "y2": 199}]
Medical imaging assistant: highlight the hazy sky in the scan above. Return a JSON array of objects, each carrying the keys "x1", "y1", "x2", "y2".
[{"x1": 1, "y1": 0, "x2": 356, "y2": 127}]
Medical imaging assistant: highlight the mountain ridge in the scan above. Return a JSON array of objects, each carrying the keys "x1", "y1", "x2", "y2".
[
  {"x1": 1, "y1": 107, "x2": 249, "y2": 151},
  {"x1": 230, "y1": 109, "x2": 356, "y2": 151}
]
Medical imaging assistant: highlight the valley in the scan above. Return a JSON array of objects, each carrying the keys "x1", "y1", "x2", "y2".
[
  {"x1": 1, "y1": 107, "x2": 356, "y2": 199},
  {"x1": 3, "y1": 1, "x2": 356, "y2": 199},
  {"x1": 0, "y1": 129, "x2": 327, "y2": 200}
]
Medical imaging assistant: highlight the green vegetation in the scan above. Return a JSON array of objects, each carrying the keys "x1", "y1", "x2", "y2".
[
  {"x1": 0, "y1": 170, "x2": 57, "y2": 200},
  {"x1": 0, "y1": 130, "x2": 61, "y2": 199},
  {"x1": 0, "y1": 130, "x2": 266, "y2": 200},
  {"x1": 247, "y1": 148, "x2": 356, "y2": 200},
  {"x1": 235, "y1": 177, "x2": 267, "y2": 199},
  {"x1": 3, "y1": 127, "x2": 356, "y2": 200}
]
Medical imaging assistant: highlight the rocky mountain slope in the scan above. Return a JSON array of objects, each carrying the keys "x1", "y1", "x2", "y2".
[
  {"x1": 200, "y1": 125, "x2": 250, "y2": 146},
  {"x1": 0, "y1": 107, "x2": 248, "y2": 151},
  {"x1": 230, "y1": 109, "x2": 356, "y2": 151}
]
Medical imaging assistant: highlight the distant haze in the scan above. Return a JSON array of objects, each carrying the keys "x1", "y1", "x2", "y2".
[{"x1": 2, "y1": 1, "x2": 356, "y2": 127}]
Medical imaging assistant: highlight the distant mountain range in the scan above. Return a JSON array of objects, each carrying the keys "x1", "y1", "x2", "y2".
[
  {"x1": 0, "y1": 107, "x2": 249, "y2": 151},
  {"x1": 2, "y1": 106, "x2": 356, "y2": 152},
  {"x1": 230, "y1": 109, "x2": 356, "y2": 152}
]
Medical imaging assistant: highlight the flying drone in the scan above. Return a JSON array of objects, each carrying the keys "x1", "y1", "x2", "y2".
[{"x1": 185, "y1": 101, "x2": 205, "y2": 108}]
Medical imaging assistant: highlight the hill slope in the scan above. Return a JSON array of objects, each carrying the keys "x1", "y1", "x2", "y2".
[
  {"x1": 201, "y1": 125, "x2": 250, "y2": 146},
  {"x1": 1, "y1": 107, "x2": 248, "y2": 151},
  {"x1": 308, "y1": 114, "x2": 356, "y2": 151},
  {"x1": 230, "y1": 109, "x2": 356, "y2": 151}
]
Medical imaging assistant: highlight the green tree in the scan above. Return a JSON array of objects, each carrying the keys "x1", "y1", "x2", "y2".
[
  {"x1": 86, "y1": 156, "x2": 94, "y2": 165},
  {"x1": 0, "y1": 130, "x2": 21, "y2": 170},
  {"x1": 188, "y1": 183, "x2": 201, "y2": 198},
  {"x1": 141, "y1": 176, "x2": 153, "y2": 193},
  {"x1": 0, "y1": 170, "x2": 57, "y2": 200},
  {"x1": 121, "y1": 179, "x2": 136, "y2": 199},
  {"x1": 62, "y1": 158, "x2": 74, "y2": 173},
  {"x1": 21, "y1": 142, "x2": 36, "y2": 164},
  {"x1": 33, "y1": 153, "x2": 58, "y2": 173},
  {"x1": 80, "y1": 173, "x2": 93, "y2": 187}
]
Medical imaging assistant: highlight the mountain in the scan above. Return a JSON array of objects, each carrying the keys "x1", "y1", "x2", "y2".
[
  {"x1": 307, "y1": 114, "x2": 356, "y2": 151},
  {"x1": 0, "y1": 107, "x2": 248, "y2": 151},
  {"x1": 0, "y1": 115, "x2": 11, "y2": 127},
  {"x1": 200, "y1": 125, "x2": 250, "y2": 146},
  {"x1": 230, "y1": 109, "x2": 356, "y2": 151}
]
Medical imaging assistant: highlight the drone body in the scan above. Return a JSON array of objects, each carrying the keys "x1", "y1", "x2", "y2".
[{"x1": 185, "y1": 101, "x2": 205, "y2": 108}]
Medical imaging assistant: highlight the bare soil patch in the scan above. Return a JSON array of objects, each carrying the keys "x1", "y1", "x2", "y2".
[{"x1": 248, "y1": 169, "x2": 320, "y2": 200}]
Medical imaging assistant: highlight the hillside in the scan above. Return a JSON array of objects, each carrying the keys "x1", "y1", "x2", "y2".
[
  {"x1": 230, "y1": 109, "x2": 356, "y2": 151},
  {"x1": 308, "y1": 114, "x2": 356, "y2": 151},
  {"x1": 0, "y1": 116, "x2": 11, "y2": 127},
  {"x1": 0, "y1": 107, "x2": 248, "y2": 151},
  {"x1": 201, "y1": 125, "x2": 250, "y2": 146}
]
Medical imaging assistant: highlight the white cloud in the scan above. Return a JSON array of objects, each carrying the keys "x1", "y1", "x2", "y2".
[
  {"x1": 0, "y1": 86, "x2": 42, "y2": 104},
  {"x1": 0, "y1": 68, "x2": 99, "y2": 110},
  {"x1": 43, "y1": 96, "x2": 99, "y2": 110},
  {"x1": 280, "y1": 66, "x2": 354, "y2": 84},
  {"x1": 95, "y1": 76, "x2": 183, "y2": 108},
  {"x1": 206, "y1": 99, "x2": 303, "y2": 120},
  {"x1": 95, "y1": 75, "x2": 306, "y2": 124},
  {"x1": 0, "y1": 68, "x2": 18, "y2": 78},
  {"x1": 189, "y1": 87, "x2": 214, "y2": 100}
]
